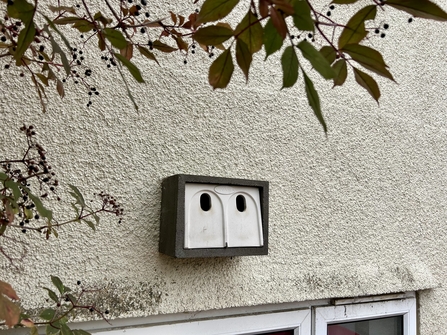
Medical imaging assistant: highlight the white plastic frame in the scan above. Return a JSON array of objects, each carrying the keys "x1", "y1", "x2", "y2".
[
  {"x1": 94, "y1": 309, "x2": 311, "y2": 335},
  {"x1": 314, "y1": 295, "x2": 416, "y2": 335}
]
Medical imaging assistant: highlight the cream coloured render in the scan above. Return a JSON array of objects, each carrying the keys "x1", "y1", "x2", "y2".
[{"x1": 1, "y1": 0, "x2": 447, "y2": 334}]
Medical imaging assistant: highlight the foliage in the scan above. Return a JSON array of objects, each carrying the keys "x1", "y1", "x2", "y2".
[
  {"x1": 1, "y1": 126, "x2": 123, "y2": 332},
  {"x1": 0, "y1": 0, "x2": 445, "y2": 130}
]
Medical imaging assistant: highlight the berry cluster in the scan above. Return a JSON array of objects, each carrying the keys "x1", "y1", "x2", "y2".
[
  {"x1": 1, "y1": 125, "x2": 59, "y2": 233},
  {"x1": 374, "y1": 23, "x2": 389, "y2": 38},
  {"x1": 120, "y1": 0, "x2": 150, "y2": 17},
  {"x1": 95, "y1": 192, "x2": 124, "y2": 223}
]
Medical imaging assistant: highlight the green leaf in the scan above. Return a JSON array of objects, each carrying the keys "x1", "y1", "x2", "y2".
[
  {"x1": 331, "y1": 0, "x2": 359, "y2": 3},
  {"x1": 319, "y1": 46, "x2": 336, "y2": 65},
  {"x1": 73, "y1": 20, "x2": 94, "y2": 32},
  {"x1": 94, "y1": 11, "x2": 113, "y2": 26},
  {"x1": 31, "y1": 326, "x2": 39, "y2": 335},
  {"x1": 53, "y1": 17, "x2": 84, "y2": 25},
  {"x1": 302, "y1": 69, "x2": 327, "y2": 133},
  {"x1": 83, "y1": 220, "x2": 96, "y2": 231},
  {"x1": 0, "y1": 223, "x2": 7, "y2": 235},
  {"x1": 43, "y1": 16, "x2": 72, "y2": 54},
  {"x1": 281, "y1": 46, "x2": 299, "y2": 89},
  {"x1": 263, "y1": 18, "x2": 283, "y2": 60},
  {"x1": 297, "y1": 40, "x2": 335, "y2": 79},
  {"x1": 193, "y1": 25, "x2": 233, "y2": 45},
  {"x1": 234, "y1": 11, "x2": 263, "y2": 54},
  {"x1": 353, "y1": 67, "x2": 380, "y2": 102},
  {"x1": 138, "y1": 46, "x2": 159, "y2": 65},
  {"x1": 25, "y1": 208, "x2": 33, "y2": 220},
  {"x1": 292, "y1": 0, "x2": 314, "y2": 31},
  {"x1": 116, "y1": 62, "x2": 139, "y2": 110},
  {"x1": 342, "y1": 44, "x2": 394, "y2": 80},
  {"x1": 7, "y1": 0, "x2": 34, "y2": 22},
  {"x1": 92, "y1": 213, "x2": 100, "y2": 224},
  {"x1": 385, "y1": 0, "x2": 447, "y2": 21},
  {"x1": 236, "y1": 39, "x2": 252, "y2": 82},
  {"x1": 46, "y1": 324, "x2": 60, "y2": 335},
  {"x1": 68, "y1": 185, "x2": 85, "y2": 207},
  {"x1": 152, "y1": 40, "x2": 177, "y2": 53},
  {"x1": 208, "y1": 48, "x2": 234, "y2": 89},
  {"x1": 43, "y1": 25, "x2": 70, "y2": 76},
  {"x1": 8, "y1": 0, "x2": 36, "y2": 63},
  {"x1": 338, "y1": 5, "x2": 376, "y2": 49},
  {"x1": 24, "y1": 189, "x2": 53, "y2": 221},
  {"x1": 51, "y1": 276, "x2": 64, "y2": 294},
  {"x1": 40, "y1": 308, "x2": 56, "y2": 321},
  {"x1": 43, "y1": 287, "x2": 59, "y2": 303},
  {"x1": 332, "y1": 59, "x2": 347, "y2": 87},
  {"x1": 61, "y1": 324, "x2": 74, "y2": 335},
  {"x1": 36, "y1": 73, "x2": 49, "y2": 86},
  {"x1": 104, "y1": 28, "x2": 127, "y2": 49},
  {"x1": 4, "y1": 179, "x2": 21, "y2": 201},
  {"x1": 196, "y1": 0, "x2": 240, "y2": 25},
  {"x1": 14, "y1": 21, "x2": 35, "y2": 63},
  {"x1": 114, "y1": 53, "x2": 145, "y2": 83}
]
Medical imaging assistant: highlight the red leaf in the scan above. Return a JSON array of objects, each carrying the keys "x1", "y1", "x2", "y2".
[{"x1": 270, "y1": 8, "x2": 287, "y2": 39}]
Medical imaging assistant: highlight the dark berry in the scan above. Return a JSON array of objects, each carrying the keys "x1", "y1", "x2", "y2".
[
  {"x1": 384, "y1": 23, "x2": 389, "y2": 29},
  {"x1": 77, "y1": 281, "x2": 81, "y2": 285},
  {"x1": 1, "y1": 36, "x2": 6, "y2": 42},
  {"x1": 329, "y1": 5, "x2": 335, "y2": 10},
  {"x1": 183, "y1": 59, "x2": 187, "y2": 64},
  {"x1": 22, "y1": 229, "x2": 26, "y2": 233},
  {"x1": 19, "y1": 221, "x2": 24, "y2": 226},
  {"x1": 327, "y1": 11, "x2": 331, "y2": 16},
  {"x1": 140, "y1": 28, "x2": 145, "y2": 33},
  {"x1": 380, "y1": 33, "x2": 386, "y2": 38},
  {"x1": 408, "y1": 17, "x2": 413, "y2": 23},
  {"x1": 34, "y1": 215, "x2": 39, "y2": 220},
  {"x1": 145, "y1": 12, "x2": 150, "y2": 18},
  {"x1": 4, "y1": 64, "x2": 9, "y2": 69},
  {"x1": 39, "y1": 45, "x2": 44, "y2": 52},
  {"x1": 105, "y1": 310, "x2": 109, "y2": 314},
  {"x1": 375, "y1": 29, "x2": 380, "y2": 34},
  {"x1": 308, "y1": 33, "x2": 313, "y2": 38}
]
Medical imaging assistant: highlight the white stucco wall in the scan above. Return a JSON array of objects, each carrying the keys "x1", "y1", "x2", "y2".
[{"x1": 1, "y1": 1, "x2": 447, "y2": 334}]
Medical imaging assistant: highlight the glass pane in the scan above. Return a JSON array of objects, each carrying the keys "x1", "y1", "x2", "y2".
[
  {"x1": 327, "y1": 315, "x2": 403, "y2": 335},
  {"x1": 259, "y1": 331, "x2": 294, "y2": 335}
]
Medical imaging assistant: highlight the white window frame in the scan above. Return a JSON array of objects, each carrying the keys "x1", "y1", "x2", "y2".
[
  {"x1": 94, "y1": 309, "x2": 311, "y2": 335},
  {"x1": 314, "y1": 294, "x2": 416, "y2": 335}
]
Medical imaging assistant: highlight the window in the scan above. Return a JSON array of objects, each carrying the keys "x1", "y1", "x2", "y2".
[
  {"x1": 94, "y1": 309, "x2": 310, "y2": 335},
  {"x1": 314, "y1": 294, "x2": 416, "y2": 335},
  {"x1": 88, "y1": 293, "x2": 416, "y2": 335}
]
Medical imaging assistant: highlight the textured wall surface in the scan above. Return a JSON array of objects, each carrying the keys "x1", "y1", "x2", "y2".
[{"x1": 1, "y1": 1, "x2": 447, "y2": 334}]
